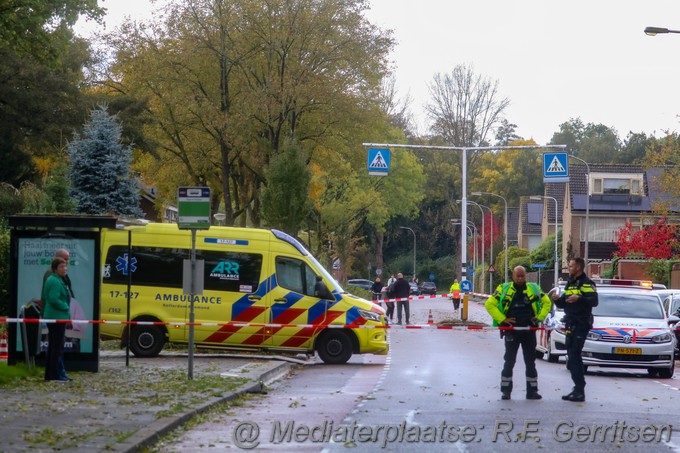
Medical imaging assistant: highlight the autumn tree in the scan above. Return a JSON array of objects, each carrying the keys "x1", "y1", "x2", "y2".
[
  {"x1": 318, "y1": 148, "x2": 425, "y2": 277},
  {"x1": 614, "y1": 217, "x2": 678, "y2": 259},
  {"x1": 104, "y1": 0, "x2": 394, "y2": 231},
  {"x1": 644, "y1": 133, "x2": 680, "y2": 214},
  {"x1": 471, "y1": 139, "x2": 543, "y2": 207},
  {"x1": 425, "y1": 64, "x2": 510, "y2": 147}
]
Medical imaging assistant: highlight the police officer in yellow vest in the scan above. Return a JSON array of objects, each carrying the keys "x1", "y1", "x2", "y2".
[{"x1": 485, "y1": 265, "x2": 551, "y2": 400}]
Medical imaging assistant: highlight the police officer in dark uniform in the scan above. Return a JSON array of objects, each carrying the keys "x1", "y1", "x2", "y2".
[
  {"x1": 552, "y1": 257, "x2": 598, "y2": 402},
  {"x1": 485, "y1": 266, "x2": 551, "y2": 400}
]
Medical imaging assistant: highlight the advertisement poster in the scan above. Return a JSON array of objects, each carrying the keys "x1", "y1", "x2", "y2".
[{"x1": 15, "y1": 237, "x2": 96, "y2": 354}]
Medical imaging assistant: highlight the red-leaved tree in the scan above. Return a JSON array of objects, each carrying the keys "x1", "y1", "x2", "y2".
[{"x1": 614, "y1": 217, "x2": 679, "y2": 259}]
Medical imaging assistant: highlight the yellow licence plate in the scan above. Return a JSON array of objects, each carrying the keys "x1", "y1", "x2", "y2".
[{"x1": 613, "y1": 347, "x2": 642, "y2": 355}]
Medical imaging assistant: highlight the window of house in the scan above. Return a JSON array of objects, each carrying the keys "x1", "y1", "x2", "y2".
[
  {"x1": 527, "y1": 202, "x2": 543, "y2": 224},
  {"x1": 590, "y1": 173, "x2": 643, "y2": 195},
  {"x1": 580, "y1": 217, "x2": 632, "y2": 242}
]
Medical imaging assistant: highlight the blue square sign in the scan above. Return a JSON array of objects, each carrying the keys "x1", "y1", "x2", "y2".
[
  {"x1": 460, "y1": 280, "x2": 472, "y2": 293},
  {"x1": 367, "y1": 148, "x2": 391, "y2": 176},
  {"x1": 543, "y1": 152, "x2": 569, "y2": 183}
]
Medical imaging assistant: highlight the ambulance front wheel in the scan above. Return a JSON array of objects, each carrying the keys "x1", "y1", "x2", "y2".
[
  {"x1": 316, "y1": 330, "x2": 353, "y2": 364},
  {"x1": 129, "y1": 325, "x2": 165, "y2": 357}
]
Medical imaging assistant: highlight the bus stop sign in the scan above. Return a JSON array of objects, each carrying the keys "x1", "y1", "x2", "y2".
[{"x1": 178, "y1": 187, "x2": 211, "y2": 230}]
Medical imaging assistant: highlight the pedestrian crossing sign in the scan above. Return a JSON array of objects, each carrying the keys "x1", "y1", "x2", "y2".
[
  {"x1": 543, "y1": 152, "x2": 569, "y2": 183},
  {"x1": 367, "y1": 148, "x2": 391, "y2": 176}
]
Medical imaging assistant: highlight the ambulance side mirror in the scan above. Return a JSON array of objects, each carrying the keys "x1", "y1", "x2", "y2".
[
  {"x1": 317, "y1": 287, "x2": 334, "y2": 300},
  {"x1": 314, "y1": 276, "x2": 334, "y2": 300}
]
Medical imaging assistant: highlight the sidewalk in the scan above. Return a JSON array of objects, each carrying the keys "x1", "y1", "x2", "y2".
[
  {"x1": 0, "y1": 352, "x2": 299, "y2": 453},
  {"x1": 0, "y1": 296, "x2": 490, "y2": 453}
]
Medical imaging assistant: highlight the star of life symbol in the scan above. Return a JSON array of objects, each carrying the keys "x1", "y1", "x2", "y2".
[
  {"x1": 547, "y1": 155, "x2": 566, "y2": 173},
  {"x1": 369, "y1": 151, "x2": 388, "y2": 169},
  {"x1": 115, "y1": 253, "x2": 137, "y2": 275}
]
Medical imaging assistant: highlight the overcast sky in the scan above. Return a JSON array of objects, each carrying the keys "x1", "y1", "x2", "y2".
[{"x1": 78, "y1": 0, "x2": 680, "y2": 145}]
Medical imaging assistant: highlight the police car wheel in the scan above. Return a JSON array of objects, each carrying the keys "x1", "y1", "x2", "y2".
[
  {"x1": 657, "y1": 361, "x2": 675, "y2": 379},
  {"x1": 130, "y1": 325, "x2": 165, "y2": 358},
  {"x1": 317, "y1": 331, "x2": 352, "y2": 364}
]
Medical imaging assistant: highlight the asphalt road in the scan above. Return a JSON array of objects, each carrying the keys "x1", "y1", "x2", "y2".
[{"x1": 157, "y1": 297, "x2": 680, "y2": 452}]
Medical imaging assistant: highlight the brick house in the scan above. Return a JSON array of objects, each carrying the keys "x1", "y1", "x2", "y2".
[{"x1": 530, "y1": 163, "x2": 675, "y2": 276}]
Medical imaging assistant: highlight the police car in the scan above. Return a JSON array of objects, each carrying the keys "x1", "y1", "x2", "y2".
[
  {"x1": 535, "y1": 288, "x2": 567, "y2": 362},
  {"x1": 551, "y1": 279, "x2": 676, "y2": 378},
  {"x1": 658, "y1": 292, "x2": 680, "y2": 353}
]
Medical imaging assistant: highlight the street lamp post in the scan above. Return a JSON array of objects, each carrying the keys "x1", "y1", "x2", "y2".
[
  {"x1": 530, "y1": 195, "x2": 559, "y2": 289},
  {"x1": 470, "y1": 224, "x2": 477, "y2": 271},
  {"x1": 472, "y1": 192, "x2": 508, "y2": 282},
  {"x1": 644, "y1": 26, "x2": 680, "y2": 36},
  {"x1": 400, "y1": 226, "x2": 416, "y2": 280},
  {"x1": 461, "y1": 200, "x2": 485, "y2": 294},
  {"x1": 477, "y1": 203, "x2": 494, "y2": 292},
  {"x1": 452, "y1": 220, "x2": 478, "y2": 271},
  {"x1": 568, "y1": 155, "x2": 591, "y2": 270}
]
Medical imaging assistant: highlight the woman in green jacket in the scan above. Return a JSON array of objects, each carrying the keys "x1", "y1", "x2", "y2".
[{"x1": 42, "y1": 257, "x2": 71, "y2": 382}]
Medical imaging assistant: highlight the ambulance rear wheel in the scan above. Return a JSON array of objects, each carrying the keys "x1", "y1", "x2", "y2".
[
  {"x1": 317, "y1": 331, "x2": 352, "y2": 364},
  {"x1": 129, "y1": 325, "x2": 165, "y2": 358}
]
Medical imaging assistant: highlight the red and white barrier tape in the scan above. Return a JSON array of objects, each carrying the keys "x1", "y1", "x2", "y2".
[
  {"x1": 373, "y1": 291, "x2": 491, "y2": 303},
  {"x1": 2, "y1": 317, "x2": 672, "y2": 333}
]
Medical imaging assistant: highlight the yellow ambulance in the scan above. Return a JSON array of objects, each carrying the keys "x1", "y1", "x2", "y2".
[{"x1": 100, "y1": 223, "x2": 388, "y2": 363}]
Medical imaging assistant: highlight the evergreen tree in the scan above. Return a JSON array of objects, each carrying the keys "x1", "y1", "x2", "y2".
[
  {"x1": 260, "y1": 140, "x2": 311, "y2": 235},
  {"x1": 44, "y1": 164, "x2": 77, "y2": 213},
  {"x1": 68, "y1": 106, "x2": 142, "y2": 217}
]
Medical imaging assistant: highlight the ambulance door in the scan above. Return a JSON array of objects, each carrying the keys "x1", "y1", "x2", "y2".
[
  {"x1": 265, "y1": 256, "x2": 329, "y2": 350},
  {"x1": 196, "y1": 250, "x2": 266, "y2": 348}
]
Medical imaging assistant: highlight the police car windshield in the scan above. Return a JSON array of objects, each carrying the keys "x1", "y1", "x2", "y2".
[{"x1": 593, "y1": 294, "x2": 664, "y2": 319}]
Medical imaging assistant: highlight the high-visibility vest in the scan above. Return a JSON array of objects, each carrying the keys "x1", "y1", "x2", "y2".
[{"x1": 492, "y1": 282, "x2": 542, "y2": 326}]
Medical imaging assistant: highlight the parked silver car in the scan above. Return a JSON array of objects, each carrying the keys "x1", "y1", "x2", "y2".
[{"x1": 346, "y1": 279, "x2": 374, "y2": 291}]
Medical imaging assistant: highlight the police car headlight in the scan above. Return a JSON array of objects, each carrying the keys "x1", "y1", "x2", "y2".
[
  {"x1": 651, "y1": 332, "x2": 673, "y2": 343},
  {"x1": 586, "y1": 331, "x2": 602, "y2": 341},
  {"x1": 358, "y1": 308, "x2": 381, "y2": 322}
]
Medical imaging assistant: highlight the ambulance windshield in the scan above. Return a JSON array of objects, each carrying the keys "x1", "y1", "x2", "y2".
[{"x1": 272, "y1": 229, "x2": 342, "y2": 292}]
